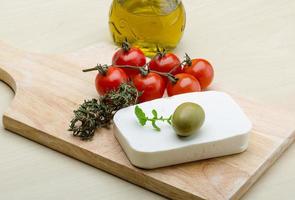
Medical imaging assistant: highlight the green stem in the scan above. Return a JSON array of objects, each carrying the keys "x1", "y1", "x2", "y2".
[
  {"x1": 82, "y1": 53, "x2": 192, "y2": 84},
  {"x1": 147, "y1": 117, "x2": 171, "y2": 122},
  {"x1": 82, "y1": 66, "x2": 99, "y2": 72},
  {"x1": 83, "y1": 64, "x2": 177, "y2": 81},
  {"x1": 122, "y1": 39, "x2": 130, "y2": 52},
  {"x1": 82, "y1": 64, "x2": 108, "y2": 75}
]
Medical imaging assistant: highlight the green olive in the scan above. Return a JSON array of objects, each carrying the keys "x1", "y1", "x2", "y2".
[{"x1": 172, "y1": 102, "x2": 205, "y2": 137}]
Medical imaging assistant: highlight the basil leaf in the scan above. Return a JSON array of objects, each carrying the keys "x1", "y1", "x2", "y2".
[
  {"x1": 152, "y1": 109, "x2": 158, "y2": 118},
  {"x1": 135, "y1": 106, "x2": 147, "y2": 126},
  {"x1": 152, "y1": 120, "x2": 161, "y2": 132}
]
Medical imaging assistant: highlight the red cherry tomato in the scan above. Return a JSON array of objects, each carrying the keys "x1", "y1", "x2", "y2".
[
  {"x1": 167, "y1": 73, "x2": 201, "y2": 97},
  {"x1": 112, "y1": 47, "x2": 146, "y2": 80},
  {"x1": 133, "y1": 72, "x2": 166, "y2": 103},
  {"x1": 149, "y1": 53, "x2": 182, "y2": 82},
  {"x1": 95, "y1": 67, "x2": 128, "y2": 95},
  {"x1": 183, "y1": 59, "x2": 214, "y2": 90}
]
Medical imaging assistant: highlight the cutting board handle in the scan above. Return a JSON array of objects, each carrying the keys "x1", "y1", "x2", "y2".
[{"x1": 0, "y1": 40, "x2": 27, "y2": 91}]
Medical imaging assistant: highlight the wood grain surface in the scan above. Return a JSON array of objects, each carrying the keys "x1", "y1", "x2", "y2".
[{"x1": 0, "y1": 41, "x2": 294, "y2": 200}]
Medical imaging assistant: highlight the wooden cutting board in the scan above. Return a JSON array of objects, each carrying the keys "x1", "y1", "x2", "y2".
[{"x1": 0, "y1": 41, "x2": 294, "y2": 200}]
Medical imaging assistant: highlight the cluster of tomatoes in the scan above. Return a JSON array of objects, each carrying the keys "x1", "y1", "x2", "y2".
[{"x1": 92, "y1": 43, "x2": 214, "y2": 103}]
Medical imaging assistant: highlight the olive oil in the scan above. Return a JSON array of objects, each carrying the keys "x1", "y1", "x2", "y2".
[{"x1": 109, "y1": 0, "x2": 186, "y2": 56}]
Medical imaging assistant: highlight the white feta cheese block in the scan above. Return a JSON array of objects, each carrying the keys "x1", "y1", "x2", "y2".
[{"x1": 113, "y1": 91, "x2": 252, "y2": 169}]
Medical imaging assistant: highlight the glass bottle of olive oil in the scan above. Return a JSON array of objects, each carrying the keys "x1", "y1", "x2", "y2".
[{"x1": 109, "y1": 0, "x2": 186, "y2": 56}]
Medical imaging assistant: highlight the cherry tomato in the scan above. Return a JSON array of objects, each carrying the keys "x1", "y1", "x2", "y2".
[
  {"x1": 95, "y1": 67, "x2": 128, "y2": 95},
  {"x1": 167, "y1": 73, "x2": 201, "y2": 97},
  {"x1": 183, "y1": 59, "x2": 214, "y2": 90},
  {"x1": 112, "y1": 46, "x2": 146, "y2": 80},
  {"x1": 149, "y1": 53, "x2": 182, "y2": 82},
  {"x1": 133, "y1": 72, "x2": 166, "y2": 103}
]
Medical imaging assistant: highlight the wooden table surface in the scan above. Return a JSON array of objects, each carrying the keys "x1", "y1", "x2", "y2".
[{"x1": 0, "y1": 0, "x2": 294, "y2": 199}]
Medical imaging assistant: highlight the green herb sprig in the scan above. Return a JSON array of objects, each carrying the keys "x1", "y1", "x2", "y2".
[
  {"x1": 69, "y1": 83, "x2": 140, "y2": 140},
  {"x1": 135, "y1": 106, "x2": 172, "y2": 131}
]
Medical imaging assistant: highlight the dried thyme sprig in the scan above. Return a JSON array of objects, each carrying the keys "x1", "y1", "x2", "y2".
[{"x1": 69, "y1": 83, "x2": 140, "y2": 140}]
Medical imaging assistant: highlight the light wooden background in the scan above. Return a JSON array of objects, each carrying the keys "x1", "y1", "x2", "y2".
[{"x1": 0, "y1": 0, "x2": 294, "y2": 199}]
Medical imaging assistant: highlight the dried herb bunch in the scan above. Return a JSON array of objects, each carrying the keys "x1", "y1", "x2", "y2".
[{"x1": 69, "y1": 83, "x2": 140, "y2": 140}]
